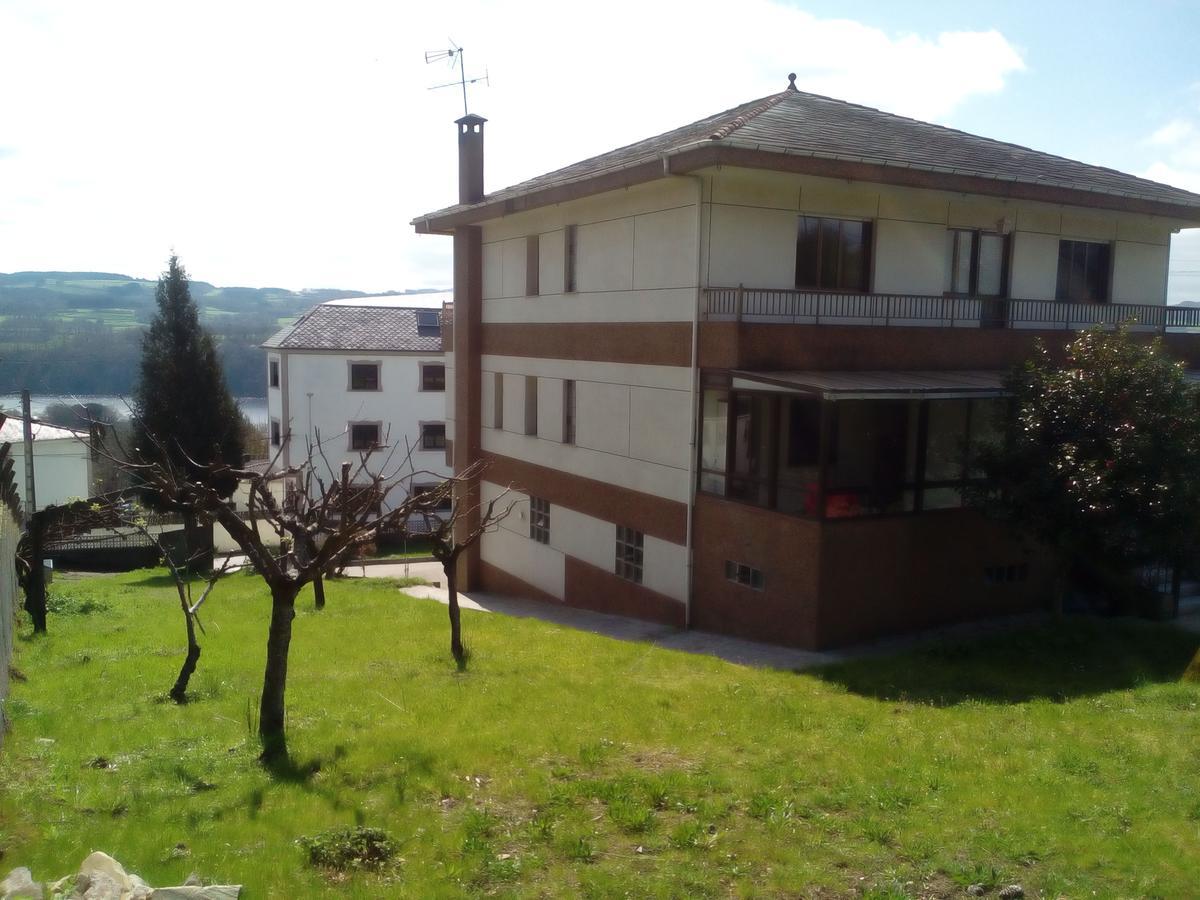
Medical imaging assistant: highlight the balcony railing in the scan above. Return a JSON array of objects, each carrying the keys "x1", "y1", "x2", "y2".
[{"x1": 703, "y1": 287, "x2": 1200, "y2": 332}]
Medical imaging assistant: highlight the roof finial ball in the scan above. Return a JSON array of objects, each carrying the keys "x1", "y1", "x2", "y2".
[{"x1": 786, "y1": 73, "x2": 798, "y2": 91}]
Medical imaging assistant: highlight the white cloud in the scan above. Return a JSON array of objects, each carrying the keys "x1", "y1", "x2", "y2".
[{"x1": 0, "y1": 0, "x2": 1026, "y2": 291}]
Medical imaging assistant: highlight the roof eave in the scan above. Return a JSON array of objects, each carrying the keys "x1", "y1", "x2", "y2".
[{"x1": 412, "y1": 143, "x2": 1200, "y2": 231}]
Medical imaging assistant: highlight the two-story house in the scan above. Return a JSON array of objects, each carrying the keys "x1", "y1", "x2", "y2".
[
  {"x1": 413, "y1": 77, "x2": 1200, "y2": 648},
  {"x1": 262, "y1": 296, "x2": 452, "y2": 518}
]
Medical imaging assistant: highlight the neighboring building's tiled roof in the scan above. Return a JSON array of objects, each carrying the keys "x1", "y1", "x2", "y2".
[
  {"x1": 262, "y1": 304, "x2": 444, "y2": 352},
  {"x1": 415, "y1": 84, "x2": 1200, "y2": 226},
  {"x1": 0, "y1": 415, "x2": 86, "y2": 443}
]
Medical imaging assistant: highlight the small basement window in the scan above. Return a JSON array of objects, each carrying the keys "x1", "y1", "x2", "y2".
[
  {"x1": 725, "y1": 560, "x2": 764, "y2": 591},
  {"x1": 529, "y1": 496, "x2": 550, "y2": 544},
  {"x1": 615, "y1": 525, "x2": 643, "y2": 584}
]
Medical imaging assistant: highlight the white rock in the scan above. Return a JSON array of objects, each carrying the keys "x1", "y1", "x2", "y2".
[
  {"x1": 126, "y1": 874, "x2": 153, "y2": 900},
  {"x1": 80, "y1": 872, "x2": 123, "y2": 900},
  {"x1": 151, "y1": 888, "x2": 241, "y2": 899},
  {"x1": 0, "y1": 866, "x2": 43, "y2": 899}
]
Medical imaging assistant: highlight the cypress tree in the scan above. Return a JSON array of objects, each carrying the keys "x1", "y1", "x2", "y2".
[{"x1": 134, "y1": 255, "x2": 245, "y2": 500}]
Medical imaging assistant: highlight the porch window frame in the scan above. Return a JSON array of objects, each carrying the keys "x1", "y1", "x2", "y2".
[{"x1": 696, "y1": 384, "x2": 1002, "y2": 522}]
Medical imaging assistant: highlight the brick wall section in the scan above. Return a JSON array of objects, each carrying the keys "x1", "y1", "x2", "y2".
[
  {"x1": 691, "y1": 494, "x2": 823, "y2": 647},
  {"x1": 700, "y1": 323, "x2": 1200, "y2": 372}
]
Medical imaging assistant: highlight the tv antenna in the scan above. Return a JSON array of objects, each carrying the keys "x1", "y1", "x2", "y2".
[{"x1": 425, "y1": 39, "x2": 489, "y2": 117}]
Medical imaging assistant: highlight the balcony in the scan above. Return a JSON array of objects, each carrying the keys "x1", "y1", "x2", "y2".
[{"x1": 703, "y1": 287, "x2": 1200, "y2": 332}]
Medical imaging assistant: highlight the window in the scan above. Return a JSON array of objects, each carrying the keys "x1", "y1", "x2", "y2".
[
  {"x1": 269, "y1": 359, "x2": 280, "y2": 388},
  {"x1": 420, "y1": 362, "x2": 445, "y2": 392},
  {"x1": 725, "y1": 560, "x2": 764, "y2": 591},
  {"x1": 270, "y1": 418, "x2": 282, "y2": 447},
  {"x1": 416, "y1": 309, "x2": 442, "y2": 337},
  {"x1": 795, "y1": 216, "x2": 872, "y2": 291},
  {"x1": 524, "y1": 375, "x2": 538, "y2": 436},
  {"x1": 529, "y1": 496, "x2": 550, "y2": 544},
  {"x1": 564, "y1": 224, "x2": 578, "y2": 293},
  {"x1": 349, "y1": 422, "x2": 381, "y2": 451},
  {"x1": 563, "y1": 379, "x2": 576, "y2": 444},
  {"x1": 699, "y1": 388, "x2": 1006, "y2": 520},
  {"x1": 944, "y1": 230, "x2": 1008, "y2": 297},
  {"x1": 420, "y1": 422, "x2": 446, "y2": 450},
  {"x1": 526, "y1": 235, "x2": 540, "y2": 296},
  {"x1": 349, "y1": 362, "x2": 381, "y2": 391},
  {"x1": 494, "y1": 372, "x2": 504, "y2": 429},
  {"x1": 413, "y1": 483, "x2": 453, "y2": 513},
  {"x1": 615, "y1": 526, "x2": 643, "y2": 583},
  {"x1": 1056, "y1": 240, "x2": 1111, "y2": 303}
]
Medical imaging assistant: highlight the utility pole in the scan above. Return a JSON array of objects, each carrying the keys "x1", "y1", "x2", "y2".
[{"x1": 20, "y1": 389, "x2": 36, "y2": 524}]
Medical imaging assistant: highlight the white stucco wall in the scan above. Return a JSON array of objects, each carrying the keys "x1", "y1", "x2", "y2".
[
  {"x1": 268, "y1": 349, "x2": 450, "y2": 509},
  {"x1": 6, "y1": 438, "x2": 94, "y2": 510}
]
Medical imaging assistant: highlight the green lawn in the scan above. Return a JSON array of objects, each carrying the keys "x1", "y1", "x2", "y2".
[{"x1": 1, "y1": 571, "x2": 1198, "y2": 898}]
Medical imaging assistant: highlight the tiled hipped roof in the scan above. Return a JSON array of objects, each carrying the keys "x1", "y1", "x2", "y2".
[
  {"x1": 262, "y1": 305, "x2": 443, "y2": 353},
  {"x1": 415, "y1": 84, "x2": 1200, "y2": 226}
]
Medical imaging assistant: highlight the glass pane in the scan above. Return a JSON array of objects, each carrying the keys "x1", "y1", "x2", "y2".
[
  {"x1": 1070, "y1": 241, "x2": 1088, "y2": 300},
  {"x1": 1055, "y1": 240, "x2": 1073, "y2": 300},
  {"x1": 819, "y1": 219, "x2": 840, "y2": 289},
  {"x1": 839, "y1": 221, "x2": 866, "y2": 291},
  {"x1": 1086, "y1": 242, "x2": 1110, "y2": 302},
  {"x1": 776, "y1": 398, "x2": 822, "y2": 516},
  {"x1": 795, "y1": 217, "x2": 820, "y2": 288},
  {"x1": 943, "y1": 230, "x2": 958, "y2": 293},
  {"x1": 922, "y1": 486, "x2": 963, "y2": 510},
  {"x1": 732, "y1": 395, "x2": 770, "y2": 479},
  {"x1": 925, "y1": 399, "x2": 969, "y2": 482},
  {"x1": 700, "y1": 472, "x2": 726, "y2": 495},
  {"x1": 948, "y1": 231, "x2": 972, "y2": 294},
  {"x1": 828, "y1": 400, "x2": 917, "y2": 514},
  {"x1": 977, "y1": 234, "x2": 1004, "y2": 296},
  {"x1": 966, "y1": 398, "x2": 1006, "y2": 477},
  {"x1": 700, "y1": 390, "x2": 728, "y2": 472}
]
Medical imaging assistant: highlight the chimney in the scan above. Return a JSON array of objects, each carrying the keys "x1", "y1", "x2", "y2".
[{"x1": 455, "y1": 113, "x2": 487, "y2": 205}]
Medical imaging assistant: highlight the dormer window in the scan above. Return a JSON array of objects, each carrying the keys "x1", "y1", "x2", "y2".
[{"x1": 416, "y1": 310, "x2": 441, "y2": 337}]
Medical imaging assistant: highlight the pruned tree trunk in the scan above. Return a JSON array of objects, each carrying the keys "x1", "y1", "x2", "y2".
[
  {"x1": 313, "y1": 572, "x2": 325, "y2": 610},
  {"x1": 170, "y1": 609, "x2": 201, "y2": 703},
  {"x1": 446, "y1": 560, "x2": 465, "y2": 668},
  {"x1": 259, "y1": 583, "x2": 299, "y2": 763},
  {"x1": 24, "y1": 528, "x2": 47, "y2": 634}
]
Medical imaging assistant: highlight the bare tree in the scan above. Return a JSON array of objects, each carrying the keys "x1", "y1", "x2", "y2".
[
  {"x1": 100, "y1": 423, "x2": 488, "y2": 765},
  {"x1": 411, "y1": 470, "x2": 516, "y2": 669}
]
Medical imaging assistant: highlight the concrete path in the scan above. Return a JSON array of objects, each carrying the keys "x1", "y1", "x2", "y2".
[{"x1": 386, "y1": 577, "x2": 1051, "y2": 672}]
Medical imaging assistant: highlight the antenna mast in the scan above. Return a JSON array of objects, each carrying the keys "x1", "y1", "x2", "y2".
[{"x1": 425, "y1": 39, "x2": 489, "y2": 116}]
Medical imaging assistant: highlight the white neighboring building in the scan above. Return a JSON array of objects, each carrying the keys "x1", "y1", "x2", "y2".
[
  {"x1": 261, "y1": 294, "x2": 452, "y2": 515},
  {"x1": 0, "y1": 415, "x2": 94, "y2": 511}
]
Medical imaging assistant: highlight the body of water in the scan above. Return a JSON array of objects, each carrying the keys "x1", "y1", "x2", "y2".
[{"x1": 0, "y1": 394, "x2": 269, "y2": 425}]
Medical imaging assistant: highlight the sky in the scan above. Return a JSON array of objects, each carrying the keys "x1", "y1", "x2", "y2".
[{"x1": 3, "y1": 0, "x2": 1200, "y2": 300}]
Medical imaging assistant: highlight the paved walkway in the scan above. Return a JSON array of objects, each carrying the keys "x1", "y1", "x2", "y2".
[{"x1": 359, "y1": 565, "x2": 1051, "y2": 671}]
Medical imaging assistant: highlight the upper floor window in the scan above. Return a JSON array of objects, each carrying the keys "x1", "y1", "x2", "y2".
[
  {"x1": 349, "y1": 421, "x2": 381, "y2": 451},
  {"x1": 526, "y1": 234, "x2": 540, "y2": 296},
  {"x1": 269, "y1": 359, "x2": 280, "y2": 388},
  {"x1": 795, "y1": 216, "x2": 872, "y2": 292},
  {"x1": 420, "y1": 362, "x2": 446, "y2": 392},
  {"x1": 270, "y1": 418, "x2": 282, "y2": 447},
  {"x1": 524, "y1": 376, "x2": 538, "y2": 436},
  {"x1": 421, "y1": 422, "x2": 446, "y2": 450},
  {"x1": 564, "y1": 225, "x2": 578, "y2": 293},
  {"x1": 416, "y1": 310, "x2": 442, "y2": 337},
  {"x1": 349, "y1": 362, "x2": 380, "y2": 391},
  {"x1": 1056, "y1": 240, "x2": 1111, "y2": 303},
  {"x1": 945, "y1": 230, "x2": 1008, "y2": 298},
  {"x1": 562, "y1": 379, "x2": 576, "y2": 445}
]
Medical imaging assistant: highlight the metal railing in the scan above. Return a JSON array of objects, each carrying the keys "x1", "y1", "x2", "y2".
[{"x1": 703, "y1": 286, "x2": 1200, "y2": 332}]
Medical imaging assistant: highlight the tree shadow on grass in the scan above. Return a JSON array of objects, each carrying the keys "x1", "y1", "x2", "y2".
[{"x1": 811, "y1": 617, "x2": 1200, "y2": 706}]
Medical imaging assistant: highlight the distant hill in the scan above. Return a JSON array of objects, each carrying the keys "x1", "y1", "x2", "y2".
[{"x1": 0, "y1": 271, "x2": 444, "y2": 398}]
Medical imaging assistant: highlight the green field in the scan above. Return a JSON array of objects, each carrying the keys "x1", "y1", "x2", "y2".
[{"x1": 1, "y1": 571, "x2": 1198, "y2": 897}]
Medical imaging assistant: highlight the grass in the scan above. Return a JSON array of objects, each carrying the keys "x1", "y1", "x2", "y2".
[{"x1": 1, "y1": 570, "x2": 1198, "y2": 898}]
